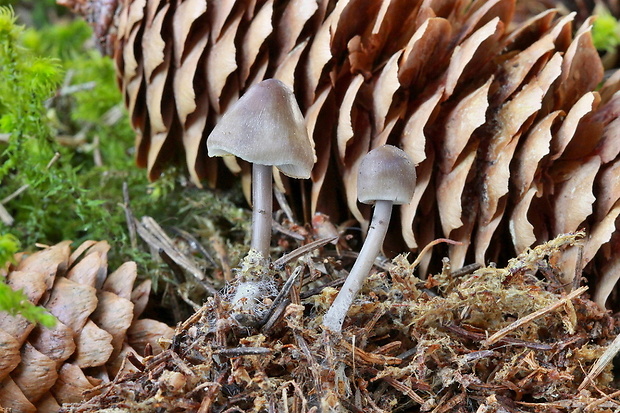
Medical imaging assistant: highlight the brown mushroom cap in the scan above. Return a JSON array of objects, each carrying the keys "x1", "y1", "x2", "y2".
[
  {"x1": 358, "y1": 145, "x2": 416, "y2": 205},
  {"x1": 207, "y1": 79, "x2": 316, "y2": 179}
]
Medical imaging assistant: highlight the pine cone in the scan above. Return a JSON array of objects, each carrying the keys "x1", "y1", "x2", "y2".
[
  {"x1": 0, "y1": 241, "x2": 174, "y2": 412},
  {"x1": 59, "y1": 0, "x2": 620, "y2": 302}
]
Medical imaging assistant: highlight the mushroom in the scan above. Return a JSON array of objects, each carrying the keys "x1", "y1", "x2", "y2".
[
  {"x1": 207, "y1": 79, "x2": 315, "y2": 258},
  {"x1": 322, "y1": 145, "x2": 416, "y2": 333}
]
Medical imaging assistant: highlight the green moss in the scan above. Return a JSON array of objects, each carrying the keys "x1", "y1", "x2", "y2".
[
  {"x1": 0, "y1": 233, "x2": 56, "y2": 327},
  {"x1": 0, "y1": 6, "x2": 145, "y2": 256},
  {"x1": 0, "y1": 283, "x2": 56, "y2": 327},
  {"x1": 592, "y1": 11, "x2": 620, "y2": 53},
  {"x1": 0, "y1": 0, "x2": 66, "y2": 28},
  {"x1": 0, "y1": 233, "x2": 18, "y2": 267}
]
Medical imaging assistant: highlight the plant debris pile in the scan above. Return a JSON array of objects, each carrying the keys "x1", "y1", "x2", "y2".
[{"x1": 60, "y1": 232, "x2": 620, "y2": 412}]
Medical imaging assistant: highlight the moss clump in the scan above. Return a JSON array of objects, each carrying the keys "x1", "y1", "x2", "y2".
[
  {"x1": 592, "y1": 9, "x2": 620, "y2": 54},
  {"x1": 0, "y1": 8, "x2": 160, "y2": 262},
  {"x1": 0, "y1": 233, "x2": 55, "y2": 326}
]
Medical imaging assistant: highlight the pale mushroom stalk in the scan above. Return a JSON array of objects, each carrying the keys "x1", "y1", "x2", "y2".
[
  {"x1": 251, "y1": 164, "x2": 274, "y2": 257},
  {"x1": 322, "y1": 199, "x2": 392, "y2": 332}
]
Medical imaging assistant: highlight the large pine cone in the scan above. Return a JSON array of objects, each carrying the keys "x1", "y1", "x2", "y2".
[
  {"x1": 0, "y1": 241, "x2": 174, "y2": 412},
  {"x1": 58, "y1": 0, "x2": 620, "y2": 302}
]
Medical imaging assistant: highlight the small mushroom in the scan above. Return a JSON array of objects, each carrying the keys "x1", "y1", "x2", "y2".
[
  {"x1": 322, "y1": 145, "x2": 416, "y2": 333},
  {"x1": 207, "y1": 79, "x2": 315, "y2": 258}
]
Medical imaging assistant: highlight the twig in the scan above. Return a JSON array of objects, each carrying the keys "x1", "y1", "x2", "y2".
[
  {"x1": 210, "y1": 235, "x2": 234, "y2": 281},
  {"x1": 571, "y1": 243, "x2": 584, "y2": 292},
  {"x1": 411, "y1": 238, "x2": 461, "y2": 269},
  {"x1": 274, "y1": 188, "x2": 295, "y2": 222},
  {"x1": 451, "y1": 263, "x2": 482, "y2": 278},
  {"x1": 579, "y1": 331, "x2": 620, "y2": 391},
  {"x1": 170, "y1": 226, "x2": 217, "y2": 268},
  {"x1": 135, "y1": 216, "x2": 210, "y2": 286},
  {"x1": 197, "y1": 371, "x2": 226, "y2": 413},
  {"x1": 272, "y1": 220, "x2": 306, "y2": 240},
  {"x1": 445, "y1": 324, "x2": 552, "y2": 350},
  {"x1": 584, "y1": 387, "x2": 620, "y2": 411},
  {"x1": 260, "y1": 266, "x2": 303, "y2": 332},
  {"x1": 46, "y1": 152, "x2": 61, "y2": 169},
  {"x1": 483, "y1": 286, "x2": 588, "y2": 346},
  {"x1": 294, "y1": 333, "x2": 325, "y2": 405},
  {"x1": 2, "y1": 184, "x2": 30, "y2": 204},
  {"x1": 121, "y1": 182, "x2": 137, "y2": 250},
  {"x1": 431, "y1": 392, "x2": 466, "y2": 413},
  {"x1": 170, "y1": 350, "x2": 197, "y2": 376},
  {"x1": 216, "y1": 347, "x2": 272, "y2": 357},
  {"x1": 0, "y1": 203, "x2": 14, "y2": 226},
  {"x1": 273, "y1": 236, "x2": 338, "y2": 268},
  {"x1": 338, "y1": 339, "x2": 402, "y2": 366},
  {"x1": 300, "y1": 277, "x2": 345, "y2": 299},
  {"x1": 58, "y1": 81, "x2": 97, "y2": 96},
  {"x1": 379, "y1": 376, "x2": 425, "y2": 405},
  {"x1": 102, "y1": 104, "x2": 125, "y2": 126},
  {"x1": 93, "y1": 135, "x2": 103, "y2": 166}
]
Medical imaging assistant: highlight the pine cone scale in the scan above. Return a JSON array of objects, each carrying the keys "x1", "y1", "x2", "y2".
[
  {"x1": 91, "y1": 291, "x2": 134, "y2": 358},
  {"x1": 73, "y1": 320, "x2": 113, "y2": 368},
  {"x1": 12, "y1": 343, "x2": 59, "y2": 402},
  {"x1": 29, "y1": 322, "x2": 76, "y2": 367},
  {"x1": 45, "y1": 278, "x2": 97, "y2": 334},
  {"x1": 0, "y1": 330, "x2": 20, "y2": 380}
]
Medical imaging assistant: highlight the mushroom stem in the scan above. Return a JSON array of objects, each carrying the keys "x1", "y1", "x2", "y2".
[
  {"x1": 251, "y1": 163, "x2": 273, "y2": 258},
  {"x1": 322, "y1": 199, "x2": 393, "y2": 333}
]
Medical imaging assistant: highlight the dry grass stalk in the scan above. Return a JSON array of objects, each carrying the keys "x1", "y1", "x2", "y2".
[{"x1": 482, "y1": 285, "x2": 587, "y2": 346}]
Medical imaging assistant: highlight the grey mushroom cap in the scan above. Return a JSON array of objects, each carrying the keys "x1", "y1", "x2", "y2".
[
  {"x1": 358, "y1": 145, "x2": 416, "y2": 205},
  {"x1": 207, "y1": 79, "x2": 316, "y2": 179}
]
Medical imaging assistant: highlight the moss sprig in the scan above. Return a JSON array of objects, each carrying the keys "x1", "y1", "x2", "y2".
[{"x1": 0, "y1": 233, "x2": 56, "y2": 327}]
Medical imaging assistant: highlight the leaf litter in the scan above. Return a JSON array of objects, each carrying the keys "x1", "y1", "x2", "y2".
[{"x1": 60, "y1": 231, "x2": 620, "y2": 412}]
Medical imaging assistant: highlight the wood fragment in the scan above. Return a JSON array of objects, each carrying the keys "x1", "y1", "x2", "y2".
[
  {"x1": 273, "y1": 236, "x2": 339, "y2": 268},
  {"x1": 135, "y1": 216, "x2": 206, "y2": 281}
]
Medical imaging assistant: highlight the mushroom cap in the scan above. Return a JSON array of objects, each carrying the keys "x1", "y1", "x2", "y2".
[
  {"x1": 358, "y1": 145, "x2": 416, "y2": 205},
  {"x1": 207, "y1": 79, "x2": 316, "y2": 179}
]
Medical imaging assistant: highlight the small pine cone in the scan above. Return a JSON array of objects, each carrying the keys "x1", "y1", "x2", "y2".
[
  {"x1": 60, "y1": 0, "x2": 620, "y2": 302},
  {"x1": 0, "y1": 241, "x2": 174, "y2": 412}
]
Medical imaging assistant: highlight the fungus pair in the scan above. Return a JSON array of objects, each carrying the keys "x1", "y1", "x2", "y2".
[{"x1": 207, "y1": 79, "x2": 416, "y2": 332}]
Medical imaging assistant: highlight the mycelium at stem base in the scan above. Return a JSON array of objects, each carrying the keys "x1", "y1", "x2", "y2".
[{"x1": 322, "y1": 199, "x2": 393, "y2": 332}]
